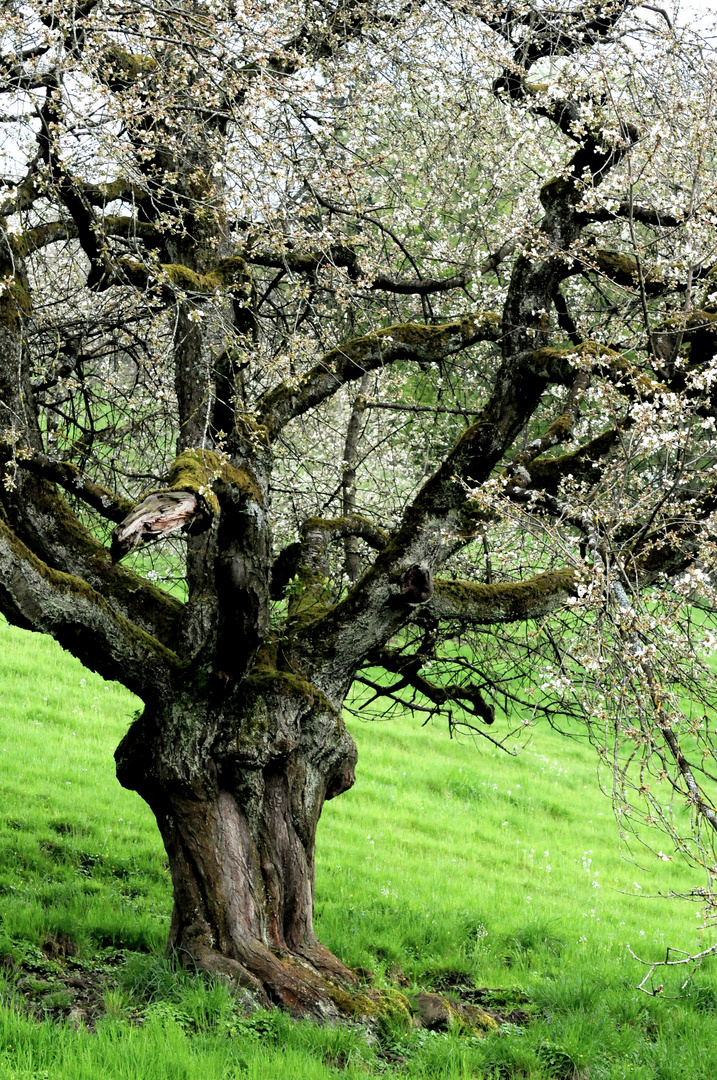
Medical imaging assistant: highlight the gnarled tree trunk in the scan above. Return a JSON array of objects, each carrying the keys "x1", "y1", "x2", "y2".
[{"x1": 115, "y1": 679, "x2": 358, "y2": 1018}]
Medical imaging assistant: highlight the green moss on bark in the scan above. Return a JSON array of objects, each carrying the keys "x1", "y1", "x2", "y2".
[
  {"x1": 166, "y1": 449, "x2": 263, "y2": 514},
  {"x1": 286, "y1": 566, "x2": 332, "y2": 622},
  {"x1": 0, "y1": 516, "x2": 182, "y2": 669},
  {"x1": 161, "y1": 257, "x2": 252, "y2": 295},
  {"x1": 532, "y1": 340, "x2": 618, "y2": 368},
  {"x1": 102, "y1": 45, "x2": 157, "y2": 91},
  {"x1": 326, "y1": 983, "x2": 412, "y2": 1020},
  {"x1": 434, "y1": 569, "x2": 579, "y2": 623}
]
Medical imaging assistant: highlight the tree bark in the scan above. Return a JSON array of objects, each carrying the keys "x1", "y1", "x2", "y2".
[
  {"x1": 342, "y1": 373, "x2": 370, "y2": 582},
  {"x1": 115, "y1": 680, "x2": 358, "y2": 1019}
]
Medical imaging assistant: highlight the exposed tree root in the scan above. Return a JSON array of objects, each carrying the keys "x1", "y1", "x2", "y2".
[{"x1": 186, "y1": 941, "x2": 362, "y2": 1021}]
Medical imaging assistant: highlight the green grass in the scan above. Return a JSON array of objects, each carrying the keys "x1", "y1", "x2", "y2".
[{"x1": 1, "y1": 617, "x2": 717, "y2": 1077}]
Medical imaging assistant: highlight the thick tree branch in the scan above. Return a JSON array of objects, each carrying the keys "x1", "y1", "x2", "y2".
[
  {"x1": 0, "y1": 477, "x2": 184, "y2": 649},
  {"x1": 429, "y1": 569, "x2": 580, "y2": 624},
  {"x1": 507, "y1": 371, "x2": 590, "y2": 481},
  {"x1": 115, "y1": 254, "x2": 252, "y2": 302},
  {"x1": 370, "y1": 271, "x2": 471, "y2": 295},
  {"x1": 302, "y1": 515, "x2": 389, "y2": 552},
  {"x1": 256, "y1": 313, "x2": 502, "y2": 439},
  {"x1": 515, "y1": 426, "x2": 620, "y2": 496},
  {"x1": 6, "y1": 452, "x2": 134, "y2": 523},
  {"x1": 589, "y1": 202, "x2": 686, "y2": 229},
  {"x1": 244, "y1": 244, "x2": 470, "y2": 294},
  {"x1": 15, "y1": 215, "x2": 165, "y2": 257},
  {"x1": 0, "y1": 516, "x2": 180, "y2": 700}
]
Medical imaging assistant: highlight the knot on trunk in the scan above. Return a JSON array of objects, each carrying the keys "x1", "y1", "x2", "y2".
[{"x1": 392, "y1": 563, "x2": 433, "y2": 607}]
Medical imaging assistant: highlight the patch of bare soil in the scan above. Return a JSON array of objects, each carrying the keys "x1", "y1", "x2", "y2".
[{"x1": 0, "y1": 941, "x2": 140, "y2": 1029}]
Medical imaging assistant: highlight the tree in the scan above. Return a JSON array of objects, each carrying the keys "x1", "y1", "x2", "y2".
[{"x1": 2, "y1": 0, "x2": 717, "y2": 1016}]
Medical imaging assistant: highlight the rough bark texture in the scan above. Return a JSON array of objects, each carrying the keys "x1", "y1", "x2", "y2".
[{"x1": 115, "y1": 678, "x2": 357, "y2": 1017}]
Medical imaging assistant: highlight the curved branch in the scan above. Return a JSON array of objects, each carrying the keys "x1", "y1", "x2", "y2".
[
  {"x1": 0, "y1": 516, "x2": 180, "y2": 700},
  {"x1": 256, "y1": 313, "x2": 502, "y2": 439},
  {"x1": 269, "y1": 515, "x2": 389, "y2": 602},
  {"x1": 515, "y1": 426, "x2": 620, "y2": 496},
  {"x1": 9, "y1": 451, "x2": 134, "y2": 523},
  {"x1": 244, "y1": 245, "x2": 470, "y2": 294},
  {"x1": 300, "y1": 514, "x2": 388, "y2": 552},
  {"x1": 429, "y1": 569, "x2": 580, "y2": 625}
]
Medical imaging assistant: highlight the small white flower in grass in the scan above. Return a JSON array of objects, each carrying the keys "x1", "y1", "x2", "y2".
[
  {"x1": 526, "y1": 896, "x2": 532, "y2": 903},
  {"x1": 80, "y1": 678, "x2": 86, "y2": 687},
  {"x1": 592, "y1": 881, "x2": 600, "y2": 888},
  {"x1": 633, "y1": 882, "x2": 642, "y2": 890},
  {"x1": 546, "y1": 866, "x2": 551, "y2": 872}
]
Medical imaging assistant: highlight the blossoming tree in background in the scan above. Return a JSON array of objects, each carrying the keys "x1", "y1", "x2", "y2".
[{"x1": 1, "y1": 0, "x2": 717, "y2": 1013}]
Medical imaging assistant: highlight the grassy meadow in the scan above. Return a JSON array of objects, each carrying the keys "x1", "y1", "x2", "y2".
[{"x1": 0, "y1": 616, "x2": 716, "y2": 1078}]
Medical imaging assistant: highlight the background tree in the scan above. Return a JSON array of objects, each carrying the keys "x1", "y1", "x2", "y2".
[{"x1": 2, "y1": 0, "x2": 717, "y2": 1016}]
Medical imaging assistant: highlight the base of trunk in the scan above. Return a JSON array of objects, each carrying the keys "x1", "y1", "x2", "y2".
[
  {"x1": 159, "y1": 775, "x2": 359, "y2": 1019},
  {"x1": 183, "y1": 940, "x2": 359, "y2": 1020},
  {"x1": 117, "y1": 690, "x2": 362, "y2": 1019}
]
